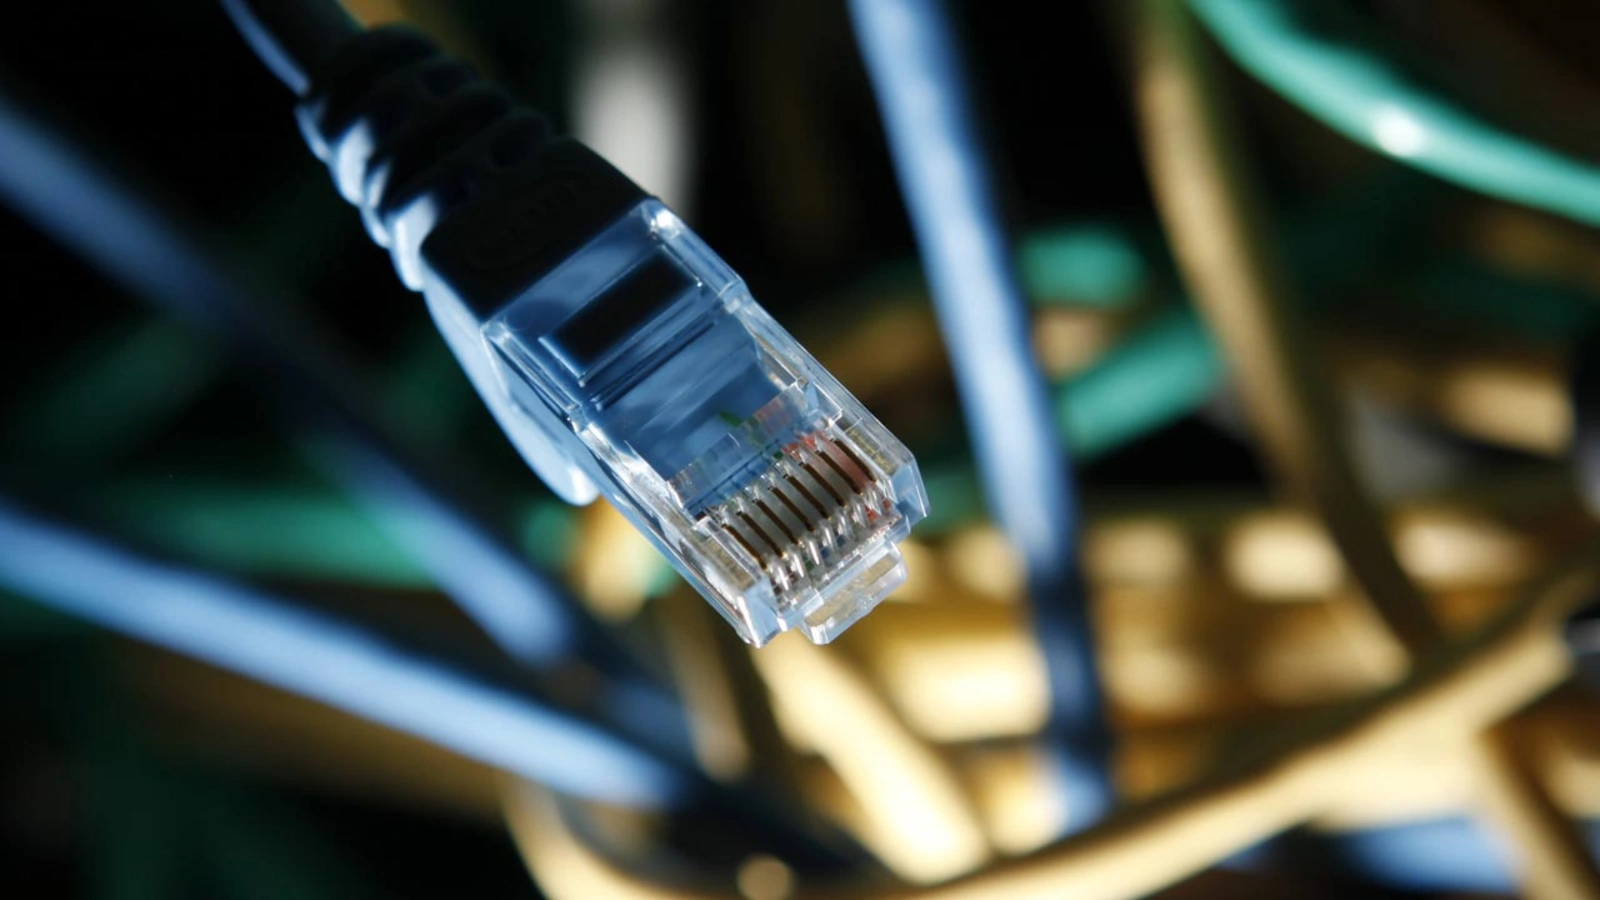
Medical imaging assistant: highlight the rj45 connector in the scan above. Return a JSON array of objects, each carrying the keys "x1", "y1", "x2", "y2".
[{"x1": 462, "y1": 201, "x2": 927, "y2": 646}]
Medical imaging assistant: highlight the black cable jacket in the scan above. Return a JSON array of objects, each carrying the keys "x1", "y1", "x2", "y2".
[
  {"x1": 0, "y1": 89, "x2": 873, "y2": 878},
  {"x1": 220, "y1": 0, "x2": 361, "y2": 95},
  {"x1": 0, "y1": 25, "x2": 882, "y2": 874}
]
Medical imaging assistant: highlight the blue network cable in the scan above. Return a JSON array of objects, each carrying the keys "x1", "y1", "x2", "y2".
[
  {"x1": 0, "y1": 497, "x2": 683, "y2": 806},
  {"x1": 1274, "y1": 819, "x2": 1600, "y2": 894},
  {"x1": 0, "y1": 92, "x2": 661, "y2": 695},
  {"x1": 848, "y1": 0, "x2": 1114, "y2": 826},
  {"x1": 0, "y1": 497, "x2": 865, "y2": 870}
]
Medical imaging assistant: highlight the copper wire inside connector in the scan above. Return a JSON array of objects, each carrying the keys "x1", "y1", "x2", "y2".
[{"x1": 700, "y1": 434, "x2": 896, "y2": 592}]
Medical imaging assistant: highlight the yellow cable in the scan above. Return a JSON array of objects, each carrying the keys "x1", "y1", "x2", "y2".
[
  {"x1": 750, "y1": 636, "x2": 992, "y2": 883},
  {"x1": 655, "y1": 588, "x2": 776, "y2": 782},
  {"x1": 504, "y1": 552, "x2": 1594, "y2": 900},
  {"x1": 1128, "y1": 0, "x2": 1600, "y2": 896},
  {"x1": 494, "y1": 2, "x2": 1599, "y2": 896},
  {"x1": 1131, "y1": 0, "x2": 1438, "y2": 653},
  {"x1": 506, "y1": 781, "x2": 728, "y2": 900}
]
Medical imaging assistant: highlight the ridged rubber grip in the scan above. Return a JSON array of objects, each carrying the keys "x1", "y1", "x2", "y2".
[{"x1": 292, "y1": 27, "x2": 553, "y2": 289}]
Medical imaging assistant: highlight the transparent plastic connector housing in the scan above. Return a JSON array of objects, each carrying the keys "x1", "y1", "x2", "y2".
[{"x1": 422, "y1": 200, "x2": 927, "y2": 646}]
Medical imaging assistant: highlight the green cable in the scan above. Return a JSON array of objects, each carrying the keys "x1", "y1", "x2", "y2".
[
  {"x1": 7, "y1": 319, "x2": 220, "y2": 466},
  {"x1": 1057, "y1": 306, "x2": 1220, "y2": 460},
  {"x1": 381, "y1": 330, "x2": 479, "y2": 450},
  {"x1": 96, "y1": 480, "x2": 430, "y2": 587},
  {"x1": 1018, "y1": 222, "x2": 1153, "y2": 309},
  {"x1": 87, "y1": 477, "x2": 574, "y2": 587},
  {"x1": 1188, "y1": 0, "x2": 1600, "y2": 226}
]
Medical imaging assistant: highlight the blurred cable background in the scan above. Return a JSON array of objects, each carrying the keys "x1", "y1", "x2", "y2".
[{"x1": 3, "y1": 0, "x2": 1600, "y2": 897}]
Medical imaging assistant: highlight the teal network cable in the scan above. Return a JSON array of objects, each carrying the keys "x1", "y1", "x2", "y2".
[{"x1": 1188, "y1": 0, "x2": 1600, "y2": 225}]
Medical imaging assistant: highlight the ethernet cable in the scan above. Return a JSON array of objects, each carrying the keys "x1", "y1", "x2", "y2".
[
  {"x1": 0, "y1": 496, "x2": 865, "y2": 871},
  {"x1": 506, "y1": 547, "x2": 1597, "y2": 900},
  {"x1": 6, "y1": 320, "x2": 220, "y2": 468},
  {"x1": 0, "y1": 497, "x2": 683, "y2": 806},
  {"x1": 847, "y1": 0, "x2": 1112, "y2": 826},
  {"x1": 0, "y1": 90, "x2": 862, "y2": 862},
  {"x1": 1131, "y1": 0, "x2": 1600, "y2": 895},
  {"x1": 221, "y1": 0, "x2": 928, "y2": 648},
  {"x1": 0, "y1": 90, "x2": 660, "y2": 685},
  {"x1": 1188, "y1": 0, "x2": 1600, "y2": 226}
]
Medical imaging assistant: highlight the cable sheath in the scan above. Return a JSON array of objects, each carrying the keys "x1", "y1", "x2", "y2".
[
  {"x1": 220, "y1": 0, "x2": 361, "y2": 95},
  {"x1": 848, "y1": 0, "x2": 1114, "y2": 828},
  {"x1": 0, "y1": 499, "x2": 685, "y2": 807}
]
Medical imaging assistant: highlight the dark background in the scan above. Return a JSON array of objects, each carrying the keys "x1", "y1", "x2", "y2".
[{"x1": 2, "y1": 1, "x2": 1598, "y2": 897}]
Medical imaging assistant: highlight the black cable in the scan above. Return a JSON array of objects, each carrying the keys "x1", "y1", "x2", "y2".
[
  {"x1": 0, "y1": 91, "x2": 871, "y2": 879},
  {"x1": 0, "y1": 88, "x2": 628, "y2": 677},
  {"x1": 220, "y1": 0, "x2": 361, "y2": 95}
]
